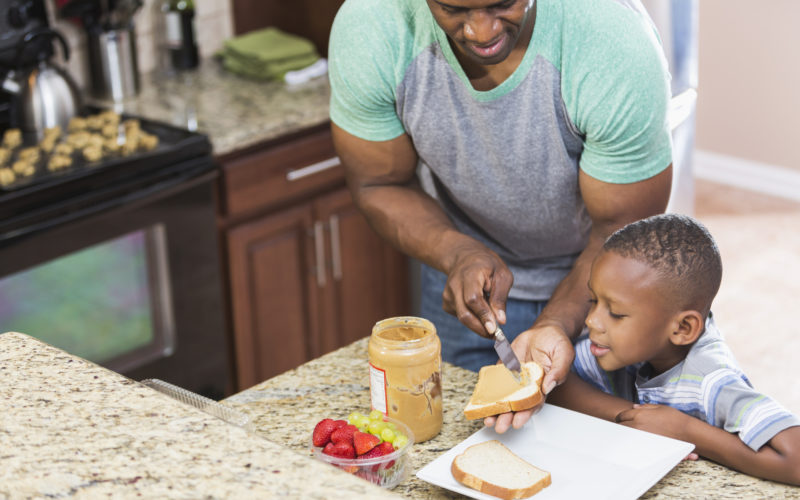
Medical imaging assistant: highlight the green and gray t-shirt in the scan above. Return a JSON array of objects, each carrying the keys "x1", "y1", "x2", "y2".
[{"x1": 329, "y1": 0, "x2": 673, "y2": 300}]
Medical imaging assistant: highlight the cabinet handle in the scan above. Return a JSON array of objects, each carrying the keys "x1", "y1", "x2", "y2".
[
  {"x1": 286, "y1": 157, "x2": 341, "y2": 181},
  {"x1": 313, "y1": 220, "x2": 326, "y2": 287},
  {"x1": 329, "y1": 214, "x2": 342, "y2": 281}
]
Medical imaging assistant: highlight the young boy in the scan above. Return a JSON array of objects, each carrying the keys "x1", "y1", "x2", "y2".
[{"x1": 548, "y1": 213, "x2": 800, "y2": 485}]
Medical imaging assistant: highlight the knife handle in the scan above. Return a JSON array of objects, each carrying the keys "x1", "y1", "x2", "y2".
[{"x1": 493, "y1": 327, "x2": 507, "y2": 342}]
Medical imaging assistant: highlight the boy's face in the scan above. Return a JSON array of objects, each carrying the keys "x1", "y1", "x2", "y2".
[{"x1": 585, "y1": 251, "x2": 682, "y2": 373}]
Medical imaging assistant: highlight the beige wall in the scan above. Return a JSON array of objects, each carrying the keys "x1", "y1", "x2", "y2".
[
  {"x1": 47, "y1": 0, "x2": 234, "y2": 91},
  {"x1": 696, "y1": 0, "x2": 800, "y2": 171}
]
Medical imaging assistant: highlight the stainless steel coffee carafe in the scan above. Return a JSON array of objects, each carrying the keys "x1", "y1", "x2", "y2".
[{"x1": 2, "y1": 28, "x2": 82, "y2": 140}]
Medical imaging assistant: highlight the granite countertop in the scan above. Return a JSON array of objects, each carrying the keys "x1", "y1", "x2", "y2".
[
  {"x1": 0, "y1": 332, "x2": 398, "y2": 499},
  {"x1": 224, "y1": 337, "x2": 800, "y2": 499},
  {"x1": 99, "y1": 60, "x2": 331, "y2": 157}
]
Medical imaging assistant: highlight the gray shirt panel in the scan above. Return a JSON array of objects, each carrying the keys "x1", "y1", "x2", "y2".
[{"x1": 397, "y1": 45, "x2": 588, "y2": 300}]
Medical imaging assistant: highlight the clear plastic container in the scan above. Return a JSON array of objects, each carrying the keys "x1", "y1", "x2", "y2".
[{"x1": 310, "y1": 415, "x2": 414, "y2": 489}]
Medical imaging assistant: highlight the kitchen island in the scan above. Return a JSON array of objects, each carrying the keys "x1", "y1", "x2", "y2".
[
  {"x1": 0, "y1": 332, "x2": 397, "y2": 499},
  {"x1": 2, "y1": 331, "x2": 798, "y2": 498},
  {"x1": 224, "y1": 336, "x2": 800, "y2": 499}
]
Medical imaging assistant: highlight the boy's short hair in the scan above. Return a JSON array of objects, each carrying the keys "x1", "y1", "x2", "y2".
[{"x1": 602, "y1": 214, "x2": 722, "y2": 315}]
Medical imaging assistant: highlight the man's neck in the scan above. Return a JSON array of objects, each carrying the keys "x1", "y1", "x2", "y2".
[{"x1": 452, "y1": 3, "x2": 537, "y2": 91}]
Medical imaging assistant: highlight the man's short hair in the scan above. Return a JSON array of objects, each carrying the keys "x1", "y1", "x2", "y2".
[{"x1": 602, "y1": 213, "x2": 722, "y2": 315}]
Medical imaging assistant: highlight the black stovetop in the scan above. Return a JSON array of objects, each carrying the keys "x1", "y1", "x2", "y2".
[{"x1": 0, "y1": 109, "x2": 215, "y2": 244}]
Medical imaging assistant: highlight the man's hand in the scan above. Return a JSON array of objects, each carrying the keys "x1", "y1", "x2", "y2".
[
  {"x1": 441, "y1": 244, "x2": 513, "y2": 338},
  {"x1": 483, "y1": 325, "x2": 575, "y2": 433}
]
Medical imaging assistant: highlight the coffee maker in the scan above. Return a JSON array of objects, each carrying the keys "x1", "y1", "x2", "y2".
[{"x1": 0, "y1": 0, "x2": 51, "y2": 131}]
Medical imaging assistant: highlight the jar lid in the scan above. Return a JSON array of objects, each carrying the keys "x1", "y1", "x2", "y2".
[{"x1": 371, "y1": 316, "x2": 436, "y2": 345}]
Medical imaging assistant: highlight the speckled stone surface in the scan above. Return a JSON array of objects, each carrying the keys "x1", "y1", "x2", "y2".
[
  {"x1": 0, "y1": 332, "x2": 398, "y2": 499},
  {"x1": 224, "y1": 337, "x2": 800, "y2": 499},
  {"x1": 96, "y1": 60, "x2": 331, "y2": 157}
]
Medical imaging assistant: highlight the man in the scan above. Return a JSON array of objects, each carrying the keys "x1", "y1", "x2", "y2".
[{"x1": 328, "y1": 0, "x2": 673, "y2": 432}]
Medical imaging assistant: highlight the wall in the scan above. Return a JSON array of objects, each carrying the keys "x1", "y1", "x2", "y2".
[
  {"x1": 47, "y1": 0, "x2": 234, "y2": 91},
  {"x1": 695, "y1": 0, "x2": 800, "y2": 172}
]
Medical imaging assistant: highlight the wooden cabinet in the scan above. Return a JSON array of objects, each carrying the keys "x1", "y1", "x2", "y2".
[
  {"x1": 218, "y1": 125, "x2": 409, "y2": 390},
  {"x1": 231, "y1": 0, "x2": 344, "y2": 56}
]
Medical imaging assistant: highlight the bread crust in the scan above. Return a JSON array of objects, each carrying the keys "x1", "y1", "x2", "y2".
[
  {"x1": 451, "y1": 442, "x2": 552, "y2": 499},
  {"x1": 463, "y1": 389, "x2": 543, "y2": 420}
]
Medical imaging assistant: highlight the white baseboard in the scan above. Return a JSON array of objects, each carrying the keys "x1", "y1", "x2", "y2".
[{"x1": 694, "y1": 150, "x2": 800, "y2": 202}]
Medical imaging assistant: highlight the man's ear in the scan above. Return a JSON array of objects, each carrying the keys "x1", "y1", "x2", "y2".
[{"x1": 670, "y1": 310, "x2": 705, "y2": 346}]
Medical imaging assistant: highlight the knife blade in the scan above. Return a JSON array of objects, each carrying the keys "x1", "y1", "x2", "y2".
[{"x1": 492, "y1": 327, "x2": 522, "y2": 382}]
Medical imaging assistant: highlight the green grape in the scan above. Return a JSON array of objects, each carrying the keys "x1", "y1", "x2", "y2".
[
  {"x1": 380, "y1": 428, "x2": 395, "y2": 442},
  {"x1": 368, "y1": 409, "x2": 384, "y2": 421},
  {"x1": 393, "y1": 433, "x2": 409, "y2": 449},
  {"x1": 355, "y1": 415, "x2": 371, "y2": 431},
  {"x1": 368, "y1": 420, "x2": 387, "y2": 435},
  {"x1": 385, "y1": 422, "x2": 397, "y2": 431},
  {"x1": 347, "y1": 411, "x2": 364, "y2": 425}
]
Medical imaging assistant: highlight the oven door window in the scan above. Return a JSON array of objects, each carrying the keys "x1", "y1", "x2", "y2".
[{"x1": 0, "y1": 225, "x2": 175, "y2": 372}]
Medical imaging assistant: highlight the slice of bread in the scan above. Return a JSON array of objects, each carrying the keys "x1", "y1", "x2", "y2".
[
  {"x1": 463, "y1": 362, "x2": 544, "y2": 420},
  {"x1": 451, "y1": 440, "x2": 551, "y2": 499}
]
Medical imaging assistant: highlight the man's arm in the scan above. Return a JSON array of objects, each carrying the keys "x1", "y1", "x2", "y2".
[
  {"x1": 537, "y1": 167, "x2": 674, "y2": 343},
  {"x1": 487, "y1": 167, "x2": 672, "y2": 432},
  {"x1": 617, "y1": 405, "x2": 800, "y2": 485},
  {"x1": 332, "y1": 123, "x2": 513, "y2": 337}
]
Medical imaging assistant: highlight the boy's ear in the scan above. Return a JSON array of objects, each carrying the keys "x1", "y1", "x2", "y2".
[{"x1": 670, "y1": 310, "x2": 705, "y2": 346}]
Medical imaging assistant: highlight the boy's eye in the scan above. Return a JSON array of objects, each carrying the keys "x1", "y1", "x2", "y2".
[{"x1": 608, "y1": 310, "x2": 626, "y2": 320}]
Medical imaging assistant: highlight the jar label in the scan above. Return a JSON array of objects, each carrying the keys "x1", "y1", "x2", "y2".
[{"x1": 369, "y1": 363, "x2": 388, "y2": 415}]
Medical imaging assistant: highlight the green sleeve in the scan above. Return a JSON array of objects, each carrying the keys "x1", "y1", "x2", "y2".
[
  {"x1": 328, "y1": 0, "x2": 407, "y2": 141},
  {"x1": 562, "y1": 0, "x2": 673, "y2": 184}
]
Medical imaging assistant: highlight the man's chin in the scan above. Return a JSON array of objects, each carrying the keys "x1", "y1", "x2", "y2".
[
  {"x1": 457, "y1": 38, "x2": 512, "y2": 67},
  {"x1": 463, "y1": 50, "x2": 509, "y2": 67}
]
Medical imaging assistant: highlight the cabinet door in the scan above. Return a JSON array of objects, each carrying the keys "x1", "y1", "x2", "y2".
[
  {"x1": 227, "y1": 203, "x2": 320, "y2": 389},
  {"x1": 314, "y1": 188, "x2": 410, "y2": 353}
]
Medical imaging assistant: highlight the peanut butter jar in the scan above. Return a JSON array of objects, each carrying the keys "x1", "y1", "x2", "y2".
[{"x1": 368, "y1": 316, "x2": 443, "y2": 442}]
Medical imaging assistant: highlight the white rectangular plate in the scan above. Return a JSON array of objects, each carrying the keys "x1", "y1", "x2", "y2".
[{"x1": 416, "y1": 404, "x2": 694, "y2": 500}]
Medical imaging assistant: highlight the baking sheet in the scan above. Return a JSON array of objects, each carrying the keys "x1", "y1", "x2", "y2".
[{"x1": 416, "y1": 404, "x2": 694, "y2": 500}]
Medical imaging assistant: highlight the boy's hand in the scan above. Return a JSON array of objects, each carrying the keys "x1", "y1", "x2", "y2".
[
  {"x1": 616, "y1": 404, "x2": 699, "y2": 460},
  {"x1": 616, "y1": 404, "x2": 692, "y2": 442}
]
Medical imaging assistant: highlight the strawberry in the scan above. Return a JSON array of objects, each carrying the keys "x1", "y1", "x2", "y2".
[
  {"x1": 353, "y1": 431, "x2": 380, "y2": 455},
  {"x1": 331, "y1": 424, "x2": 358, "y2": 446},
  {"x1": 360, "y1": 440, "x2": 394, "y2": 458},
  {"x1": 332, "y1": 419, "x2": 347, "y2": 430},
  {"x1": 359, "y1": 441, "x2": 397, "y2": 471},
  {"x1": 322, "y1": 441, "x2": 356, "y2": 459},
  {"x1": 312, "y1": 418, "x2": 339, "y2": 447}
]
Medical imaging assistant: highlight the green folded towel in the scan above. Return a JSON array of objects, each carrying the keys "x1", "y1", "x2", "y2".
[
  {"x1": 222, "y1": 51, "x2": 319, "y2": 80},
  {"x1": 219, "y1": 27, "x2": 320, "y2": 80}
]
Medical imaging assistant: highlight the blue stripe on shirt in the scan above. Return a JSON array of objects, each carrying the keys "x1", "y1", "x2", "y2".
[
  {"x1": 742, "y1": 413, "x2": 795, "y2": 447},
  {"x1": 708, "y1": 374, "x2": 742, "y2": 425}
]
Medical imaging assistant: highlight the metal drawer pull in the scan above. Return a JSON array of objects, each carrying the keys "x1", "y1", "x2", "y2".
[
  {"x1": 286, "y1": 156, "x2": 341, "y2": 181},
  {"x1": 313, "y1": 220, "x2": 326, "y2": 287},
  {"x1": 329, "y1": 214, "x2": 342, "y2": 281}
]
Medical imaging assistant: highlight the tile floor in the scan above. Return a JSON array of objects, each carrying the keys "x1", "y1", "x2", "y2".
[{"x1": 692, "y1": 179, "x2": 800, "y2": 414}]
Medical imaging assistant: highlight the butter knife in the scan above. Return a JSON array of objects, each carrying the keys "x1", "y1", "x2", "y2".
[{"x1": 493, "y1": 327, "x2": 522, "y2": 382}]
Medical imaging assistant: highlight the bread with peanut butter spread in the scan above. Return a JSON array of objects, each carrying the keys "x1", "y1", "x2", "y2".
[{"x1": 463, "y1": 362, "x2": 544, "y2": 420}]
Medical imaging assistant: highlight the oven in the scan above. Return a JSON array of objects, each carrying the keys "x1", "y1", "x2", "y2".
[{"x1": 0, "y1": 112, "x2": 231, "y2": 400}]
